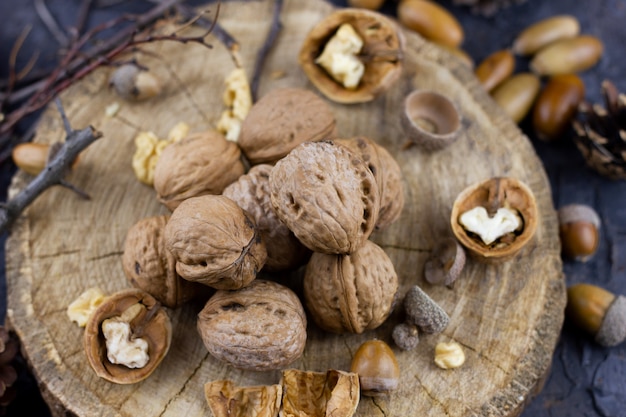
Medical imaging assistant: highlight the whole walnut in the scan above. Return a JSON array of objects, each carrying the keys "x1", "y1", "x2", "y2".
[
  {"x1": 303, "y1": 239, "x2": 398, "y2": 334},
  {"x1": 269, "y1": 141, "x2": 380, "y2": 254},
  {"x1": 197, "y1": 280, "x2": 307, "y2": 371},
  {"x1": 122, "y1": 215, "x2": 208, "y2": 308},
  {"x1": 164, "y1": 195, "x2": 267, "y2": 290},
  {"x1": 334, "y1": 136, "x2": 404, "y2": 230},
  {"x1": 222, "y1": 164, "x2": 311, "y2": 272},
  {"x1": 237, "y1": 88, "x2": 337, "y2": 165},
  {"x1": 153, "y1": 130, "x2": 245, "y2": 211}
]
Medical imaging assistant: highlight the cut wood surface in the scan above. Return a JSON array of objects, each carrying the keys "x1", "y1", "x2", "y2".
[{"x1": 5, "y1": 0, "x2": 565, "y2": 416}]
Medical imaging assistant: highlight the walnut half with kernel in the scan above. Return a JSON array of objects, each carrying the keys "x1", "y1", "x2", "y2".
[
  {"x1": 299, "y1": 8, "x2": 404, "y2": 103},
  {"x1": 83, "y1": 288, "x2": 171, "y2": 384}
]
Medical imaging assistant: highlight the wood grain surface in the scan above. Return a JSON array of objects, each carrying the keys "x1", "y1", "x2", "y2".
[{"x1": 5, "y1": 0, "x2": 566, "y2": 416}]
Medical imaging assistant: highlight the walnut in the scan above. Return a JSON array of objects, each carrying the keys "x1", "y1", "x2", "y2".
[
  {"x1": 280, "y1": 369, "x2": 360, "y2": 417},
  {"x1": 197, "y1": 280, "x2": 307, "y2": 371},
  {"x1": 334, "y1": 136, "x2": 404, "y2": 230},
  {"x1": 122, "y1": 215, "x2": 208, "y2": 308},
  {"x1": 299, "y1": 8, "x2": 404, "y2": 103},
  {"x1": 204, "y1": 380, "x2": 282, "y2": 417},
  {"x1": 237, "y1": 88, "x2": 337, "y2": 165},
  {"x1": 153, "y1": 130, "x2": 245, "y2": 211},
  {"x1": 83, "y1": 288, "x2": 171, "y2": 384},
  {"x1": 222, "y1": 164, "x2": 311, "y2": 272},
  {"x1": 303, "y1": 239, "x2": 398, "y2": 334},
  {"x1": 269, "y1": 141, "x2": 380, "y2": 255},
  {"x1": 164, "y1": 195, "x2": 267, "y2": 290}
]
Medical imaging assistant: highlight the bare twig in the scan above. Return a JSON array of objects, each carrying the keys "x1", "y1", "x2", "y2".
[
  {"x1": 34, "y1": 0, "x2": 70, "y2": 47},
  {"x1": 251, "y1": 0, "x2": 284, "y2": 101},
  {"x1": 0, "y1": 99, "x2": 102, "y2": 233},
  {"x1": 75, "y1": 0, "x2": 95, "y2": 37},
  {"x1": 0, "y1": 0, "x2": 219, "y2": 143},
  {"x1": 176, "y1": 3, "x2": 241, "y2": 67}
]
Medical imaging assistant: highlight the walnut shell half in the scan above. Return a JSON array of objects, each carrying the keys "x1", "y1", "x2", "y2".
[
  {"x1": 197, "y1": 280, "x2": 307, "y2": 371},
  {"x1": 450, "y1": 177, "x2": 538, "y2": 263},
  {"x1": 165, "y1": 195, "x2": 267, "y2": 289},
  {"x1": 237, "y1": 88, "x2": 336, "y2": 165},
  {"x1": 299, "y1": 8, "x2": 404, "y2": 103},
  {"x1": 303, "y1": 239, "x2": 398, "y2": 334},
  {"x1": 83, "y1": 288, "x2": 172, "y2": 384},
  {"x1": 122, "y1": 215, "x2": 208, "y2": 308},
  {"x1": 270, "y1": 141, "x2": 380, "y2": 255},
  {"x1": 153, "y1": 130, "x2": 244, "y2": 211},
  {"x1": 204, "y1": 380, "x2": 282, "y2": 417}
]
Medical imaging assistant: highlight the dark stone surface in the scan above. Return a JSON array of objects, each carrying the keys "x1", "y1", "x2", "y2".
[{"x1": 1, "y1": 0, "x2": 625, "y2": 415}]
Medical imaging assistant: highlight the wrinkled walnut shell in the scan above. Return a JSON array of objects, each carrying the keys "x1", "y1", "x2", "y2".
[
  {"x1": 84, "y1": 288, "x2": 172, "y2": 384},
  {"x1": 204, "y1": 380, "x2": 282, "y2": 417},
  {"x1": 197, "y1": 280, "x2": 307, "y2": 371},
  {"x1": 270, "y1": 141, "x2": 380, "y2": 254},
  {"x1": 165, "y1": 195, "x2": 267, "y2": 289},
  {"x1": 451, "y1": 177, "x2": 538, "y2": 263},
  {"x1": 299, "y1": 8, "x2": 404, "y2": 103},
  {"x1": 280, "y1": 369, "x2": 360, "y2": 417},
  {"x1": 122, "y1": 215, "x2": 207, "y2": 308},
  {"x1": 237, "y1": 88, "x2": 337, "y2": 165},
  {"x1": 334, "y1": 136, "x2": 404, "y2": 230},
  {"x1": 303, "y1": 239, "x2": 398, "y2": 334},
  {"x1": 222, "y1": 164, "x2": 311, "y2": 272},
  {"x1": 153, "y1": 130, "x2": 244, "y2": 211}
]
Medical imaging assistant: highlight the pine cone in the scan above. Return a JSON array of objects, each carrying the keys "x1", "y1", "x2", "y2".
[
  {"x1": 573, "y1": 80, "x2": 626, "y2": 180},
  {"x1": 0, "y1": 327, "x2": 18, "y2": 414},
  {"x1": 451, "y1": 0, "x2": 528, "y2": 16}
]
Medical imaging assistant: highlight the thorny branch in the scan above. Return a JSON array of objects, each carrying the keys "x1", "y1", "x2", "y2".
[{"x1": 0, "y1": 99, "x2": 102, "y2": 233}]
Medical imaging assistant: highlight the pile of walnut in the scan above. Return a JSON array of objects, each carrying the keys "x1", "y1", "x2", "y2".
[
  {"x1": 120, "y1": 85, "x2": 408, "y2": 375},
  {"x1": 65, "y1": 8, "x2": 481, "y2": 414}
]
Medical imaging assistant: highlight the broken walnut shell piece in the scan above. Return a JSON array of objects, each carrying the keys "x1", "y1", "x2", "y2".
[
  {"x1": 281, "y1": 369, "x2": 360, "y2": 417},
  {"x1": 83, "y1": 288, "x2": 172, "y2": 384},
  {"x1": 299, "y1": 8, "x2": 404, "y2": 104},
  {"x1": 451, "y1": 177, "x2": 538, "y2": 264},
  {"x1": 204, "y1": 380, "x2": 282, "y2": 417},
  {"x1": 401, "y1": 90, "x2": 462, "y2": 151},
  {"x1": 424, "y1": 237, "x2": 466, "y2": 287}
]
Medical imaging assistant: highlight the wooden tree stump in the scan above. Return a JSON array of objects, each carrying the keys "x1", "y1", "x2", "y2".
[{"x1": 5, "y1": 0, "x2": 565, "y2": 416}]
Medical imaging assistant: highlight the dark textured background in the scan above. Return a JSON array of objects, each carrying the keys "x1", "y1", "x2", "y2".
[{"x1": 1, "y1": 0, "x2": 625, "y2": 415}]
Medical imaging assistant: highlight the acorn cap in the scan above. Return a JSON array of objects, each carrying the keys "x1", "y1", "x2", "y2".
[
  {"x1": 558, "y1": 204, "x2": 601, "y2": 227},
  {"x1": 596, "y1": 294, "x2": 626, "y2": 347}
]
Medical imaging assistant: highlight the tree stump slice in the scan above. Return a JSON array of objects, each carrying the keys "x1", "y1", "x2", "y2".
[{"x1": 5, "y1": 0, "x2": 565, "y2": 416}]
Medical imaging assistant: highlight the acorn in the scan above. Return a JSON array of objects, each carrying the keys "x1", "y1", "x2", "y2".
[
  {"x1": 350, "y1": 339, "x2": 399, "y2": 396},
  {"x1": 566, "y1": 284, "x2": 626, "y2": 347},
  {"x1": 558, "y1": 204, "x2": 600, "y2": 262},
  {"x1": 109, "y1": 64, "x2": 162, "y2": 101}
]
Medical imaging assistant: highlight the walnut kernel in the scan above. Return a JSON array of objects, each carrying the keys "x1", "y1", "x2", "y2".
[
  {"x1": 434, "y1": 341, "x2": 466, "y2": 369},
  {"x1": 67, "y1": 287, "x2": 107, "y2": 327}
]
